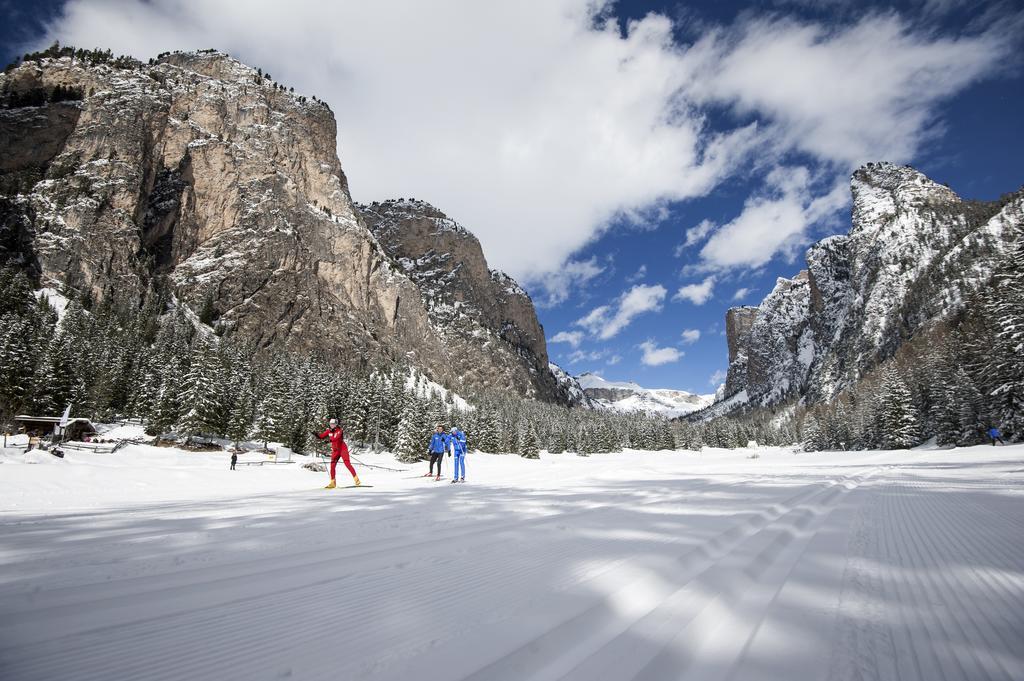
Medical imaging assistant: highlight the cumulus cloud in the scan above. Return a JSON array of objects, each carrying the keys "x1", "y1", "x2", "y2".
[
  {"x1": 732, "y1": 287, "x2": 753, "y2": 301},
  {"x1": 673, "y1": 276, "x2": 715, "y2": 305},
  {"x1": 681, "y1": 329, "x2": 701, "y2": 344},
  {"x1": 606, "y1": 354, "x2": 622, "y2": 366},
  {"x1": 685, "y1": 13, "x2": 1013, "y2": 167},
  {"x1": 550, "y1": 331, "x2": 584, "y2": 348},
  {"x1": 625, "y1": 264, "x2": 647, "y2": 283},
  {"x1": 533, "y1": 257, "x2": 605, "y2": 307},
  {"x1": 699, "y1": 167, "x2": 848, "y2": 269},
  {"x1": 674, "y1": 218, "x2": 717, "y2": 256},
  {"x1": 709, "y1": 369, "x2": 728, "y2": 386},
  {"x1": 639, "y1": 340, "x2": 683, "y2": 366},
  {"x1": 576, "y1": 284, "x2": 667, "y2": 340},
  {"x1": 568, "y1": 348, "x2": 608, "y2": 365}
]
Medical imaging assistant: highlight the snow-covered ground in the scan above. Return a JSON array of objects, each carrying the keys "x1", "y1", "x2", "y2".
[{"x1": 1, "y1": 443, "x2": 1022, "y2": 680}]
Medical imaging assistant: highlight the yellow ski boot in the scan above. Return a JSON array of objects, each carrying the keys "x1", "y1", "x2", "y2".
[
  {"x1": 324, "y1": 479, "x2": 337, "y2": 489},
  {"x1": 352, "y1": 475, "x2": 361, "y2": 487}
]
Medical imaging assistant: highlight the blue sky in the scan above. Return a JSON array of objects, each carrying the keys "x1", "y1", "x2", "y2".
[{"x1": 3, "y1": 0, "x2": 1022, "y2": 395}]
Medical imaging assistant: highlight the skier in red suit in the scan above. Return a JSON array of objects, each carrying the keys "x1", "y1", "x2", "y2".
[{"x1": 316, "y1": 418, "x2": 360, "y2": 488}]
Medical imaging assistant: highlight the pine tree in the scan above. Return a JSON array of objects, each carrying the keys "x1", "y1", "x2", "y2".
[
  {"x1": 878, "y1": 366, "x2": 919, "y2": 449},
  {"x1": 178, "y1": 338, "x2": 225, "y2": 436},
  {"x1": 31, "y1": 326, "x2": 83, "y2": 415},
  {"x1": 252, "y1": 358, "x2": 292, "y2": 445},
  {"x1": 226, "y1": 374, "x2": 256, "y2": 444},
  {"x1": 988, "y1": 224, "x2": 1024, "y2": 438},
  {"x1": 801, "y1": 412, "x2": 825, "y2": 452},
  {"x1": 518, "y1": 422, "x2": 540, "y2": 459},
  {"x1": 0, "y1": 316, "x2": 38, "y2": 419},
  {"x1": 394, "y1": 396, "x2": 427, "y2": 462},
  {"x1": 955, "y1": 367, "x2": 986, "y2": 445},
  {"x1": 148, "y1": 353, "x2": 186, "y2": 435}
]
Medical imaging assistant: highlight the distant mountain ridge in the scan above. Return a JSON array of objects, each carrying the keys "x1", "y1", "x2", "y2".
[{"x1": 575, "y1": 372, "x2": 715, "y2": 418}]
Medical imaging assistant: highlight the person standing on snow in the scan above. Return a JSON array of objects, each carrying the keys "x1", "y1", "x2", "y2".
[
  {"x1": 230, "y1": 451, "x2": 237, "y2": 470},
  {"x1": 989, "y1": 426, "x2": 1005, "y2": 446},
  {"x1": 316, "y1": 418, "x2": 360, "y2": 488},
  {"x1": 425, "y1": 424, "x2": 447, "y2": 480},
  {"x1": 450, "y1": 425, "x2": 467, "y2": 483}
]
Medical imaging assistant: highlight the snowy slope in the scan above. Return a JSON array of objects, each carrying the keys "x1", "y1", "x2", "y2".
[
  {"x1": 1, "y1": 444, "x2": 1022, "y2": 680},
  {"x1": 576, "y1": 372, "x2": 715, "y2": 417}
]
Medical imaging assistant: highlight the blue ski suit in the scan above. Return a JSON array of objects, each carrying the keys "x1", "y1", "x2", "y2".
[
  {"x1": 429, "y1": 432, "x2": 448, "y2": 454},
  {"x1": 451, "y1": 429, "x2": 467, "y2": 480}
]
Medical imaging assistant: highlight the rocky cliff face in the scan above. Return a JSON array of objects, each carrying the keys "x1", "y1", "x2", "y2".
[
  {"x1": 0, "y1": 50, "x2": 566, "y2": 401},
  {"x1": 357, "y1": 199, "x2": 570, "y2": 401},
  {"x1": 722, "y1": 162, "x2": 1023, "y2": 409}
]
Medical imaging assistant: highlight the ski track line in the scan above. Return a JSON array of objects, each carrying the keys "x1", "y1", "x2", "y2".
[
  {"x1": 894, "y1": 478, "x2": 986, "y2": 681},
  {"x1": 0, "y1": 474, "x2": 845, "y2": 681},
  {"x1": 607, "y1": 471, "x2": 874, "y2": 681},
  {"x1": 901, "y1": 476, "x2": 1024, "y2": 679},
  {"x1": 826, "y1": 485, "x2": 902, "y2": 681},
  {"x1": 433, "y1": 470, "x2": 878, "y2": 681},
  {"x1": 880, "y1": 474, "x2": 1024, "y2": 681}
]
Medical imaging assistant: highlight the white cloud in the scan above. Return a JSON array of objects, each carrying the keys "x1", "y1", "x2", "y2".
[
  {"x1": 698, "y1": 166, "x2": 848, "y2": 270},
  {"x1": 550, "y1": 331, "x2": 584, "y2": 348},
  {"x1": 40, "y1": 0, "x2": 759, "y2": 283},
  {"x1": 576, "y1": 284, "x2": 667, "y2": 340},
  {"x1": 639, "y1": 340, "x2": 682, "y2": 366},
  {"x1": 686, "y1": 13, "x2": 1013, "y2": 167},
  {"x1": 568, "y1": 348, "x2": 608, "y2": 365},
  {"x1": 732, "y1": 287, "x2": 753, "y2": 301},
  {"x1": 674, "y1": 218, "x2": 717, "y2": 256},
  {"x1": 681, "y1": 329, "x2": 701, "y2": 344},
  {"x1": 625, "y1": 264, "x2": 647, "y2": 283},
  {"x1": 534, "y1": 257, "x2": 605, "y2": 307},
  {"x1": 673, "y1": 276, "x2": 715, "y2": 305},
  {"x1": 709, "y1": 369, "x2": 728, "y2": 386},
  {"x1": 606, "y1": 354, "x2": 622, "y2": 366}
]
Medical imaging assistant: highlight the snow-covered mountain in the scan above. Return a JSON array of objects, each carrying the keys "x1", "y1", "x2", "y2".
[
  {"x1": 721, "y1": 162, "x2": 1023, "y2": 412},
  {"x1": 576, "y1": 372, "x2": 714, "y2": 417},
  {"x1": 548, "y1": 362, "x2": 592, "y2": 407}
]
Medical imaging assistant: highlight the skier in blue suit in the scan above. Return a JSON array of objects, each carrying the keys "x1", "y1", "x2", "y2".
[
  {"x1": 450, "y1": 426, "x2": 467, "y2": 483},
  {"x1": 988, "y1": 426, "x2": 1004, "y2": 446},
  {"x1": 425, "y1": 425, "x2": 448, "y2": 480}
]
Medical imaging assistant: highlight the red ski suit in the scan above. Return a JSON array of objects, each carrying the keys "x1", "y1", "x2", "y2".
[{"x1": 318, "y1": 427, "x2": 356, "y2": 480}]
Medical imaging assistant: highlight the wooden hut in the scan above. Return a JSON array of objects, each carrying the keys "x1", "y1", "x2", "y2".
[{"x1": 14, "y1": 415, "x2": 97, "y2": 442}]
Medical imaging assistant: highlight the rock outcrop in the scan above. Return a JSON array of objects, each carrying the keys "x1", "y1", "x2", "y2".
[
  {"x1": 357, "y1": 199, "x2": 570, "y2": 401},
  {"x1": 722, "y1": 162, "x2": 1023, "y2": 409},
  {"x1": 0, "y1": 50, "x2": 567, "y2": 401}
]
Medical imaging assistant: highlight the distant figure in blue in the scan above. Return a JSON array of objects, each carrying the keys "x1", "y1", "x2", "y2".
[
  {"x1": 988, "y1": 426, "x2": 1005, "y2": 446},
  {"x1": 450, "y1": 426, "x2": 467, "y2": 483},
  {"x1": 425, "y1": 424, "x2": 448, "y2": 480}
]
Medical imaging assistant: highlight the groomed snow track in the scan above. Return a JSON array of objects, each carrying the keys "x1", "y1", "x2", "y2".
[{"x1": 0, "y1": 448, "x2": 1022, "y2": 681}]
